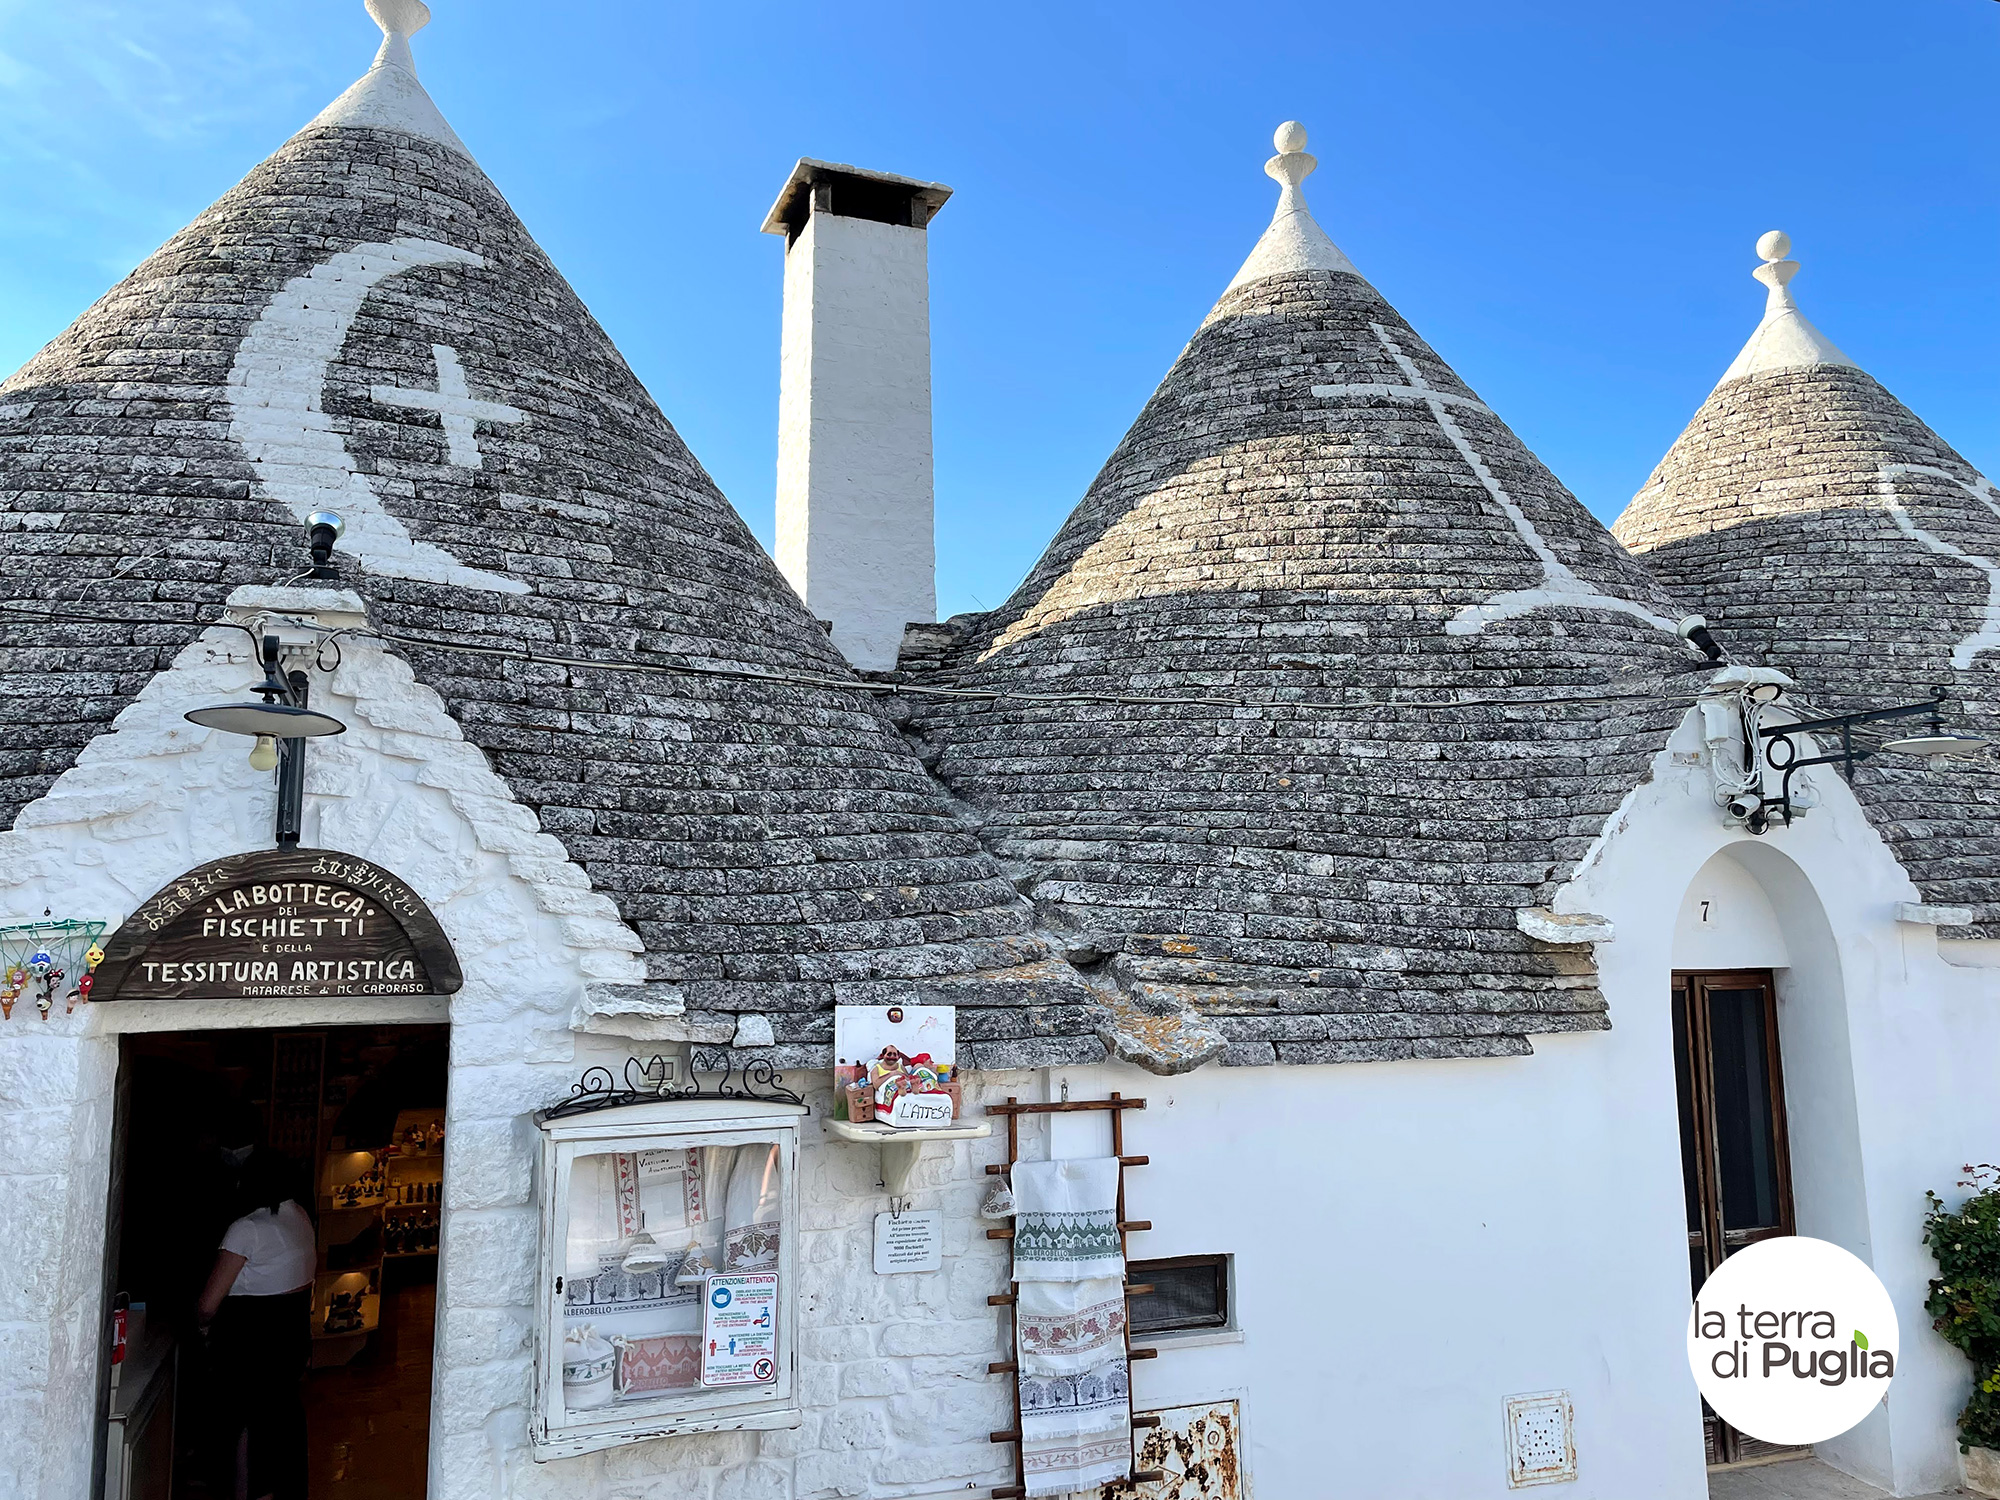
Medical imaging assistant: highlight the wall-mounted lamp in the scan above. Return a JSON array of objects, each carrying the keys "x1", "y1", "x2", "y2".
[
  {"x1": 1879, "y1": 730, "x2": 1991, "y2": 759},
  {"x1": 185, "y1": 632, "x2": 346, "y2": 847},
  {"x1": 1753, "y1": 689, "x2": 1986, "y2": 831}
]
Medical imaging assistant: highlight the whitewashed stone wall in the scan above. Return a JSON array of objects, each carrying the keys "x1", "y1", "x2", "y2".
[{"x1": 0, "y1": 595, "x2": 1031, "y2": 1500}]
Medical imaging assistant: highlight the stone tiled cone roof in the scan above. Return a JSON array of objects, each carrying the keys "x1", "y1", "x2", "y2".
[
  {"x1": 899, "y1": 153, "x2": 1709, "y2": 1065},
  {"x1": 0, "y1": 59, "x2": 1095, "y2": 1066},
  {"x1": 1615, "y1": 279, "x2": 2000, "y2": 935}
]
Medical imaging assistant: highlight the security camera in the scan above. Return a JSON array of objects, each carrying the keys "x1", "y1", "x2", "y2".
[
  {"x1": 1725, "y1": 793, "x2": 1763, "y2": 822},
  {"x1": 307, "y1": 512, "x2": 345, "y2": 580},
  {"x1": 1678, "y1": 615, "x2": 1726, "y2": 665}
]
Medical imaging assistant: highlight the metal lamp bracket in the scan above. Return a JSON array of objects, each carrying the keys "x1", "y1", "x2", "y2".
[{"x1": 1749, "y1": 689, "x2": 1953, "y2": 833}]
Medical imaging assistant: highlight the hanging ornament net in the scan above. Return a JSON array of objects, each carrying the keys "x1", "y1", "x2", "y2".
[{"x1": 0, "y1": 916, "x2": 109, "y2": 1021}]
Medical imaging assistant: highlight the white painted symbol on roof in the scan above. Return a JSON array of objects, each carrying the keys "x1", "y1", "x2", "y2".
[
  {"x1": 1310, "y1": 323, "x2": 1677, "y2": 638},
  {"x1": 1879, "y1": 463, "x2": 2000, "y2": 670},
  {"x1": 226, "y1": 236, "x2": 528, "y2": 596},
  {"x1": 371, "y1": 344, "x2": 525, "y2": 469}
]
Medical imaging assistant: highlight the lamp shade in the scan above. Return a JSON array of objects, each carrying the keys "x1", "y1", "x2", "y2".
[
  {"x1": 184, "y1": 701, "x2": 347, "y2": 738},
  {"x1": 1881, "y1": 732, "x2": 1990, "y2": 758},
  {"x1": 621, "y1": 1234, "x2": 671, "y2": 1273}
]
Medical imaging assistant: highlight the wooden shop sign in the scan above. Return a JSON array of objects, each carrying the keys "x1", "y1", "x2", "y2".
[{"x1": 93, "y1": 848, "x2": 462, "y2": 1002}]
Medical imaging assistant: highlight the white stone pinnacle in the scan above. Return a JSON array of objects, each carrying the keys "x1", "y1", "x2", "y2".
[
  {"x1": 302, "y1": 0, "x2": 472, "y2": 159},
  {"x1": 1716, "y1": 228, "x2": 1856, "y2": 386},
  {"x1": 365, "y1": 0, "x2": 431, "y2": 74},
  {"x1": 1217, "y1": 119, "x2": 1360, "y2": 302}
]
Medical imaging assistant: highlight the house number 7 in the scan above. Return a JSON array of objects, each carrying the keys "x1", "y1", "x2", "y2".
[{"x1": 1700, "y1": 901, "x2": 1712, "y2": 924}]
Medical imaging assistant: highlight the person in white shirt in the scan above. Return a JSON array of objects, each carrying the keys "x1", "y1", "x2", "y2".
[{"x1": 197, "y1": 1150, "x2": 314, "y2": 1500}]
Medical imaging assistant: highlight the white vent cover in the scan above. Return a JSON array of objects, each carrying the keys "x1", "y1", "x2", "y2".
[{"x1": 1505, "y1": 1390, "x2": 1576, "y2": 1487}]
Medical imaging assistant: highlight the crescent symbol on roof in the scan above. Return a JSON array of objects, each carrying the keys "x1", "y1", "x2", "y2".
[{"x1": 225, "y1": 236, "x2": 527, "y2": 596}]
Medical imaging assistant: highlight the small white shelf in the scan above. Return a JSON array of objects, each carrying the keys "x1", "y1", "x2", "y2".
[{"x1": 823, "y1": 1117, "x2": 991, "y2": 1197}]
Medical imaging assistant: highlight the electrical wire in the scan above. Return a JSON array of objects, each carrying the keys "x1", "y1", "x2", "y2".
[{"x1": 0, "y1": 594, "x2": 1711, "y2": 717}]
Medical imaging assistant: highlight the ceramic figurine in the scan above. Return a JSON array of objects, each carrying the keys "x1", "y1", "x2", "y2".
[
  {"x1": 0, "y1": 966, "x2": 25, "y2": 1020},
  {"x1": 34, "y1": 964, "x2": 63, "y2": 1020},
  {"x1": 85, "y1": 943, "x2": 104, "y2": 971}
]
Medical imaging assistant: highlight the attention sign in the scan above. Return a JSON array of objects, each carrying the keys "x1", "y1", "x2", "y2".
[
  {"x1": 701, "y1": 1274, "x2": 779, "y2": 1387},
  {"x1": 93, "y1": 848, "x2": 462, "y2": 1001}
]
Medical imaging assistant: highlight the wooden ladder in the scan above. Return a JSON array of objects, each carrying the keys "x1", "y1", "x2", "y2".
[{"x1": 982, "y1": 1092, "x2": 1165, "y2": 1499}]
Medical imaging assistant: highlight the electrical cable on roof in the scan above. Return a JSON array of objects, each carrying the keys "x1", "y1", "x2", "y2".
[{"x1": 0, "y1": 596, "x2": 1709, "y2": 716}]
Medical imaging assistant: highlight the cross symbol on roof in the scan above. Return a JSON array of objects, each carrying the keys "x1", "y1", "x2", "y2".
[
  {"x1": 370, "y1": 343, "x2": 526, "y2": 469},
  {"x1": 1312, "y1": 322, "x2": 1676, "y2": 639}
]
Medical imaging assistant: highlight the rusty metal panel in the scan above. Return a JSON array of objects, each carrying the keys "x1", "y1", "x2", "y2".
[{"x1": 1100, "y1": 1400, "x2": 1243, "y2": 1499}]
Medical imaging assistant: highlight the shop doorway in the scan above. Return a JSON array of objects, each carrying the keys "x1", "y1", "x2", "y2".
[
  {"x1": 1672, "y1": 970, "x2": 1799, "y2": 1467},
  {"x1": 103, "y1": 1024, "x2": 448, "y2": 1500}
]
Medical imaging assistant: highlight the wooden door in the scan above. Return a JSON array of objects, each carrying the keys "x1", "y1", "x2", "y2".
[{"x1": 1671, "y1": 970, "x2": 1798, "y2": 1466}]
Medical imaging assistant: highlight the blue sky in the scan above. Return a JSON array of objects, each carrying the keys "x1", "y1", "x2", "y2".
[{"x1": 2, "y1": 0, "x2": 1995, "y2": 619}]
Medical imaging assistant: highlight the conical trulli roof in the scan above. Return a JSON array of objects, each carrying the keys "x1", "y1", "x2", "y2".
[
  {"x1": 904, "y1": 125, "x2": 1710, "y2": 1065},
  {"x1": 0, "y1": 2, "x2": 1073, "y2": 1054},
  {"x1": 1615, "y1": 232, "x2": 2000, "y2": 932}
]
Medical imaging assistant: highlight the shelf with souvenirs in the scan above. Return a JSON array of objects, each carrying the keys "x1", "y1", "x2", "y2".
[
  {"x1": 319, "y1": 1148, "x2": 388, "y2": 1211},
  {"x1": 827, "y1": 1005, "x2": 988, "y2": 1197},
  {"x1": 310, "y1": 1267, "x2": 383, "y2": 1369},
  {"x1": 383, "y1": 1207, "x2": 440, "y2": 1258}
]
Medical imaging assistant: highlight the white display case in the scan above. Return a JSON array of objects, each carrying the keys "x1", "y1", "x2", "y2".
[{"x1": 532, "y1": 1098, "x2": 805, "y2": 1460}]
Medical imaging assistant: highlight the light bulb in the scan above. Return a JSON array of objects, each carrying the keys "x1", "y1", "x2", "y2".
[{"x1": 248, "y1": 734, "x2": 280, "y2": 772}]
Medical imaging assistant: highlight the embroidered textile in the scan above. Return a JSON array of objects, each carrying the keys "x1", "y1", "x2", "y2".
[
  {"x1": 1012, "y1": 1157, "x2": 1131, "y2": 1493},
  {"x1": 722, "y1": 1141, "x2": 781, "y2": 1270},
  {"x1": 613, "y1": 1147, "x2": 706, "y2": 1238},
  {"x1": 617, "y1": 1332, "x2": 701, "y2": 1394},
  {"x1": 1019, "y1": 1356, "x2": 1130, "y2": 1428},
  {"x1": 1019, "y1": 1357, "x2": 1132, "y2": 1497},
  {"x1": 1017, "y1": 1278, "x2": 1127, "y2": 1372},
  {"x1": 1012, "y1": 1157, "x2": 1123, "y2": 1281},
  {"x1": 1021, "y1": 1424, "x2": 1131, "y2": 1497}
]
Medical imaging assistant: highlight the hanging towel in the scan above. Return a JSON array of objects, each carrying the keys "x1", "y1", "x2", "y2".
[
  {"x1": 1017, "y1": 1278, "x2": 1128, "y2": 1373},
  {"x1": 1019, "y1": 1355, "x2": 1132, "y2": 1497},
  {"x1": 1012, "y1": 1157, "x2": 1123, "y2": 1282},
  {"x1": 722, "y1": 1142, "x2": 782, "y2": 1271}
]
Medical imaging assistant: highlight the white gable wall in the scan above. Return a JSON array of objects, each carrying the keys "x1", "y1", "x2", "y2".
[
  {"x1": 1561, "y1": 709, "x2": 2000, "y2": 1496},
  {"x1": 1031, "y1": 1035, "x2": 1708, "y2": 1499}
]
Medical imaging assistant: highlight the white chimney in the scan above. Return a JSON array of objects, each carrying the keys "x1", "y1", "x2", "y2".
[{"x1": 762, "y1": 160, "x2": 949, "y2": 671}]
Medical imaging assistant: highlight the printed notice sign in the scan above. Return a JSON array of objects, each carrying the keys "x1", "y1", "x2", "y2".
[
  {"x1": 874, "y1": 1211, "x2": 943, "y2": 1274},
  {"x1": 701, "y1": 1273, "x2": 779, "y2": 1387}
]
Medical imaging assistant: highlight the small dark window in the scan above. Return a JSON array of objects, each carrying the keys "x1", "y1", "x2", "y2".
[{"x1": 1127, "y1": 1255, "x2": 1229, "y2": 1335}]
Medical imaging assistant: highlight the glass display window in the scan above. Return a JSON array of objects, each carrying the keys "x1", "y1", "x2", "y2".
[{"x1": 533, "y1": 1099, "x2": 804, "y2": 1459}]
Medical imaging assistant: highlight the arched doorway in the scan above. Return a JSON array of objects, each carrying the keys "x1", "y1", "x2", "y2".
[{"x1": 1671, "y1": 844, "x2": 1864, "y2": 1468}]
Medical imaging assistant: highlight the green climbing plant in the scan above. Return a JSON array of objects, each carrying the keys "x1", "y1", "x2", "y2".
[{"x1": 1925, "y1": 1163, "x2": 2000, "y2": 1453}]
